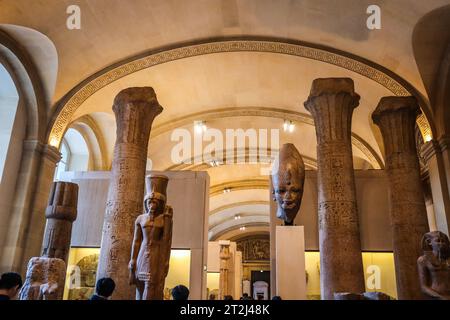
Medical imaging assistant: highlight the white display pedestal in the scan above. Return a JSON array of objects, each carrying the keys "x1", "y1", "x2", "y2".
[{"x1": 275, "y1": 226, "x2": 307, "y2": 299}]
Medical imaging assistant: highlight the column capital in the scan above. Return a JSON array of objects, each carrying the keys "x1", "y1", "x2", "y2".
[
  {"x1": 305, "y1": 78, "x2": 360, "y2": 101},
  {"x1": 113, "y1": 87, "x2": 163, "y2": 145},
  {"x1": 113, "y1": 87, "x2": 162, "y2": 111},
  {"x1": 372, "y1": 96, "x2": 420, "y2": 157},
  {"x1": 45, "y1": 181, "x2": 78, "y2": 222},
  {"x1": 304, "y1": 78, "x2": 360, "y2": 143},
  {"x1": 372, "y1": 96, "x2": 420, "y2": 123}
]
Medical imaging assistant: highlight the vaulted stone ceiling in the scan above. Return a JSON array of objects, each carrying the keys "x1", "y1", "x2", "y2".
[
  {"x1": 1, "y1": 0, "x2": 448, "y2": 104},
  {"x1": 2, "y1": 0, "x2": 449, "y2": 238}
]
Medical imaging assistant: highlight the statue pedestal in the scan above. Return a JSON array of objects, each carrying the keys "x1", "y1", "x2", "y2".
[{"x1": 275, "y1": 226, "x2": 307, "y2": 299}]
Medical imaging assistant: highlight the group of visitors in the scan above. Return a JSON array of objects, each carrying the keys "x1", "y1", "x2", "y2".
[
  {"x1": 2, "y1": 271, "x2": 282, "y2": 301},
  {"x1": 0, "y1": 271, "x2": 190, "y2": 301},
  {"x1": 208, "y1": 293, "x2": 282, "y2": 300}
]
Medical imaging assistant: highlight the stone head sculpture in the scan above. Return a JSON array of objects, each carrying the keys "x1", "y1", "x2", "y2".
[
  {"x1": 271, "y1": 143, "x2": 305, "y2": 225},
  {"x1": 144, "y1": 174, "x2": 168, "y2": 217},
  {"x1": 421, "y1": 231, "x2": 450, "y2": 258}
]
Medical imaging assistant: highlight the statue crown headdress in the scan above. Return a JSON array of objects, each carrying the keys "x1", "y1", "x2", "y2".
[{"x1": 144, "y1": 174, "x2": 169, "y2": 212}]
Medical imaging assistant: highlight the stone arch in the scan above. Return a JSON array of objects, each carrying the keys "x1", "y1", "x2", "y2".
[
  {"x1": 412, "y1": 5, "x2": 450, "y2": 138},
  {"x1": 69, "y1": 115, "x2": 109, "y2": 170},
  {"x1": 0, "y1": 24, "x2": 58, "y2": 141},
  {"x1": 47, "y1": 36, "x2": 435, "y2": 149}
]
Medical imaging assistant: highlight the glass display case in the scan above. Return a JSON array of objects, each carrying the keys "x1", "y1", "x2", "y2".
[{"x1": 63, "y1": 247, "x2": 191, "y2": 300}]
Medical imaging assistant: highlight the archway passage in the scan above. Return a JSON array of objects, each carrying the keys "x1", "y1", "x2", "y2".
[{"x1": 0, "y1": 63, "x2": 19, "y2": 182}]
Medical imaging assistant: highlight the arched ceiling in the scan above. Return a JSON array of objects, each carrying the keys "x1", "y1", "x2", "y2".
[
  {"x1": 4, "y1": 0, "x2": 448, "y2": 241},
  {"x1": 70, "y1": 51, "x2": 394, "y2": 172},
  {"x1": 1, "y1": 0, "x2": 448, "y2": 105}
]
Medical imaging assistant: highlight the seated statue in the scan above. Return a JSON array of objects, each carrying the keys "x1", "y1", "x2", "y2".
[
  {"x1": 417, "y1": 231, "x2": 450, "y2": 300},
  {"x1": 128, "y1": 175, "x2": 173, "y2": 300}
]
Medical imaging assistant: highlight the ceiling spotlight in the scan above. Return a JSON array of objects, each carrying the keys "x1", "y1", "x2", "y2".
[
  {"x1": 283, "y1": 120, "x2": 295, "y2": 133},
  {"x1": 223, "y1": 187, "x2": 232, "y2": 194},
  {"x1": 240, "y1": 226, "x2": 246, "y2": 231},
  {"x1": 234, "y1": 215, "x2": 241, "y2": 220},
  {"x1": 194, "y1": 120, "x2": 207, "y2": 134}
]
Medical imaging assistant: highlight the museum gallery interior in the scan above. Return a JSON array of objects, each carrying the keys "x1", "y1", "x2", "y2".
[{"x1": 0, "y1": 0, "x2": 449, "y2": 301}]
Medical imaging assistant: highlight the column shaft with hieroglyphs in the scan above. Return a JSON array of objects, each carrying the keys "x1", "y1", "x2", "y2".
[
  {"x1": 304, "y1": 78, "x2": 365, "y2": 300},
  {"x1": 372, "y1": 96, "x2": 428, "y2": 300},
  {"x1": 96, "y1": 87, "x2": 163, "y2": 300}
]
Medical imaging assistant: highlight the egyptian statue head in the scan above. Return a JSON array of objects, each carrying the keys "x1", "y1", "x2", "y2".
[
  {"x1": 271, "y1": 143, "x2": 305, "y2": 225},
  {"x1": 421, "y1": 231, "x2": 450, "y2": 259},
  {"x1": 144, "y1": 174, "x2": 169, "y2": 217}
]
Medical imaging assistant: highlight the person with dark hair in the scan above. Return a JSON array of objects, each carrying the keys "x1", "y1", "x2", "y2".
[
  {"x1": 0, "y1": 272, "x2": 23, "y2": 300},
  {"x1": 90, "y1": 277, "x2": 116, "y2": 300},
  {"x1": 171, "y1": 285, "x2": 189, "y2": 300},
  {"x1": 223, "y1": 295, "x2": 233, "y2": 300},
  {"x1": 240, "y1": 293, "x2": 252, "y2": 300},
  {"x1": 272, "y1": 295, "x2": 282, "y2": 300}
]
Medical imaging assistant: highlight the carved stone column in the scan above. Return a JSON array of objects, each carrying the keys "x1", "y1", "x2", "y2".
[
  {"x1": 41, "y1": 181, "x2": 79, "y2": 265},
  {"x1": 97, "y1": 87, "x2": 163, "y2": 300},
  {"x1": 304, "y1": 78, "x2": 365, "y2": 300},
  {"x1": 372, "y1": 96, "x2": 429, "y2": 300},
  {"x1": 219, "y1": 240, "x2": 231, "y2": 300}
]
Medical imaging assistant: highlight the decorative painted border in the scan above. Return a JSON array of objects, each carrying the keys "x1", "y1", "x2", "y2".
[{"x1": 48, "y1": 38, "x2": 433, "y2": 148}]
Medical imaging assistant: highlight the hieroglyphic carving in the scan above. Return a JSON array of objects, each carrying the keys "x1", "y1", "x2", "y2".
[
  {"x1": 372, "y1": 96, "x2": 429, "y2": 300},
  {"x1": 236, "y1": 237, "x2": 270, "y2": 261},
  {"x1": 219, "y1": 241, "x2": 231, "y2": 300},
  {"x1": 48, "y1": 39, "x2": 432, "y2": 148},
  {"x1": 66, "y1": 253, "x2": 99, "y2": 300},
  {"x1": 304, "y1": 78, "x2": 365, "y2": 300},
  {"x1": 96, "y1": 87, "x2": 163, "y2": 300}
]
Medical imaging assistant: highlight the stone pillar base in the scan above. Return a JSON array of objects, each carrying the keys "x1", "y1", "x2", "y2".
[{"x1": 275, "y1": 226, "x2": 306, "y2": 299}]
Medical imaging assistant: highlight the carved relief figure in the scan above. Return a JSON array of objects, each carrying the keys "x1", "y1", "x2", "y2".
[
  {"x1": 128, "y1": 175, "x2": 173, "y2": 300},
  {"x1": 219, "y1": 242, "x2": 231, "y2": 299},
  {"x1": 19, "y1": 257, "x2": 66, "y2": 300},
  {"x1": 417, "y1": 231, "x2": 450, "y2": 300},
  {"x1": 271, "y1": 143, "x2": 305, "y2": 225}
]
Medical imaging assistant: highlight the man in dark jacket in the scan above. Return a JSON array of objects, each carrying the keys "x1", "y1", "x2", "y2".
[
  {"x1": 89, "y1": 277, "x2": 115, "y2": 300},
  {"x1": 0, "y1": 272, "x2": 23, "y2": 300}
]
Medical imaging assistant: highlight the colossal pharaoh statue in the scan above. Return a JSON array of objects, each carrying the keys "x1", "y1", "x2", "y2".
[
  {"x1": 417, "y1": 231, "x2": 450, "y2": 300},
  {"x1": 271, "y1": 143, "x2": 306, "y2": 225},
  {"x1": 128, "y1": 175, "x2": 173, "y2": 300}
]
